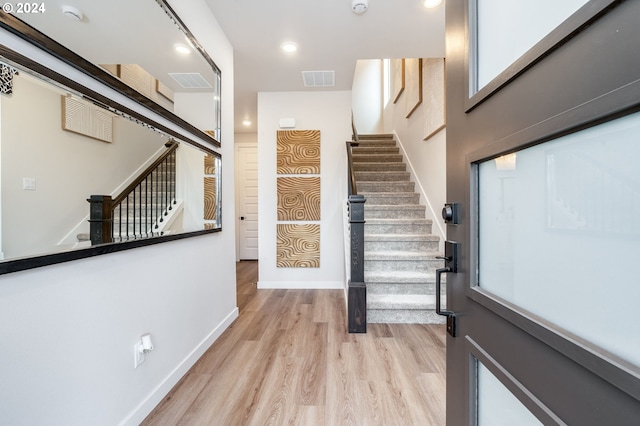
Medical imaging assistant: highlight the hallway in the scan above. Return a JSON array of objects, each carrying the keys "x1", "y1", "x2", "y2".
[{"x1": 143, "y1": 261, "x2": 446, "y2": 425}]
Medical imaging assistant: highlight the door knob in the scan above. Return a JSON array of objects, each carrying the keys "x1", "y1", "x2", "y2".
[{"x1": 240, "y1": 216, "x2": 245, "y2": 220}]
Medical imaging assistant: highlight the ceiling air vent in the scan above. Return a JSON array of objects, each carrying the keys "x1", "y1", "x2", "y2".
[
  {"x1": 302, "y1": 70, "x2": 335, "y2": 87},
  {"x1": 168, "y1": 72, "x2": 212, "y2": 89}
]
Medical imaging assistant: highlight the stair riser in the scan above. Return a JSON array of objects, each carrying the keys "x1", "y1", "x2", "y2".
[
  {"x1": 364, "y1": 259, "x2": 443, "y2": 272},
  {"x1": 353, "y1": 154, "x2": 403, "y2": 163},
  {"x1": 352, "y1": 147, "x2": 400, "y2": 155},
  {"x1": 354, "y1": 141, "x2": 397, "y2": 148},
  {"x1": 365, "y1": 209, "x2": 425, "y2": 219},
  {"x1": 353, "y1": 163, "x2": 407, "y2": 172},
  {"x1": 365, "y1": 223, "x2": 433, "y2": 234},
  {"x1": 358, "y1": 182, "x2": 415, "y2": 192},
  {"x1": 367, "y1": 283, "x2": 447, "y2": 295},
  {"x1": 365, "y1": 240, "x2": 440, "y2": 252},
  {"x1": 356, "y1": 135, "x2": 395, "y2": 141},
  {"x1": 367, "y1": 310, "x2": 445, "y2": 324},
  {"x1": 361, "y1": 194, "x2": 420, "y2": 205},
  {"x1": 355, "y1": 172, "x2": 410, "y2": 181}
]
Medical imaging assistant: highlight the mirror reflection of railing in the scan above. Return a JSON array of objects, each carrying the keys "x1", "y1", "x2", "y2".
[{"x1": 88, "y1": 141, "x2": 179, "y2": 245}]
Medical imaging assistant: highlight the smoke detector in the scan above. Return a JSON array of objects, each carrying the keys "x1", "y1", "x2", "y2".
[
  {"x1": 61, "y1": 5, "x2": 84, "y2": 21},
  {"x1": 352, "y1": 0, "x2": 368, "y2": 14}
]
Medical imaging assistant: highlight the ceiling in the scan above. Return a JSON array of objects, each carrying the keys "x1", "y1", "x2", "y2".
[
  {"x1": 14, "y1": 0, "x2": 445, "y2": 136},
  {"x1": 204, "y1": 0, "x2": 445, "y2": 133}
]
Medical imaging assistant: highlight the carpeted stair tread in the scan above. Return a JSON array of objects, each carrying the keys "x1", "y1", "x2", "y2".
[
  {"x1": 365, "y1": 233, "x2": 440, "y2": 242},
  {"x1": 365, "y1": 270, "x2": 437, "y2": 283},
  {"x1": 367, "y1": 294, "x2": 442, "y2": 310},
  {"x1": 365, "y1": 250, "x2": 441, "y2": 260}
]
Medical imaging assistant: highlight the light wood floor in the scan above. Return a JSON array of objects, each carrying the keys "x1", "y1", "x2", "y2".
[{"x1": 142, "y1": 261, "x2": 446, "y2": 425}]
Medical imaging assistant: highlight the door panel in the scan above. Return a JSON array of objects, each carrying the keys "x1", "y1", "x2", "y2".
[
  {"x1": 236, "y1": 144, "x2": 259, "y2": 259},
  {"x1": 446, "y1": 0, "x2": 640, "y2": 424}
]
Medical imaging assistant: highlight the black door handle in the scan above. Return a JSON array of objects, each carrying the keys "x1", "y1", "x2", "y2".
[
  {"x1": 240, "y1": 216, "x2": 245, "y2": 220},
  {"x1": 436, "y1": 241, "x2": 458, "y2": 337}
]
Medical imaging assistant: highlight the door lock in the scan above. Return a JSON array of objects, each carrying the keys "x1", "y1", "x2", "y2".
[
  {"x1": 436, "y1": 241, "x2": 458, "y2": 337},
  {"x1": 442, "y1": 202, "x2": 459, "y2": 224}
]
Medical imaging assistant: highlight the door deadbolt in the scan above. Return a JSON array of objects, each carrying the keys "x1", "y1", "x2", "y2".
[{"x1": 442, "y1": 203, "x2": 459, "y2": 224}]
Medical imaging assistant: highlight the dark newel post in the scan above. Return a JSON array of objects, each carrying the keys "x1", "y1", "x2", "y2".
[
  {"x1": 88, "y1": 195, "x2": 113, "y2": 245},
  {"x1": 348, "y1": 194, "x2": 366, "y2": 333}
]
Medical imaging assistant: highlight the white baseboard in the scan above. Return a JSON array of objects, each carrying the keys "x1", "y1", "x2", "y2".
[
  {"x1": 257, "y1": 280, "x2": 343, "y2": 289},
  {"x1": 120, "y1": 307, "x2": 239, "y2": 426}
]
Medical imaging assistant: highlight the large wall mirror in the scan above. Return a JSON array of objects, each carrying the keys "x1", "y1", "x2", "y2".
[{"x1": 0, "y1": 0, "x2": 223, "y2": 274}]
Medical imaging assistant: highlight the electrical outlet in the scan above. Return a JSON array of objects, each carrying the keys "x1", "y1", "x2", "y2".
[{"x1": 134, "y1": 342, "x2": 145, "y2": 368}]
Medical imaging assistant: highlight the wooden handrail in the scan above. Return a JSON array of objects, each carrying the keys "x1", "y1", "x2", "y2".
[
  {"x1": 346, "y1": 141, "x2": 360, "y2": 196},
  {"x1": 113, "y1": 140, "x2": 178, "y2": 205}
]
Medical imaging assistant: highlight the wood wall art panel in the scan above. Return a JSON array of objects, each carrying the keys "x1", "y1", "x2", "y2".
[
  {"x1": 61, "y1": 95, "x2": 113, "y2": 143},
  {"x1": 204, "y1": 154, "x2": 217, "y2": 174},
  {"x1": 391, "y1": 58, "x2": 405, "y2": 103},
  {"x1": 277, "y1": 177, "x2": 320, "y2": 221},
  {"x1": 423, "y1": 58, "x2": 446, "y2": 141},
  {"x1": 405, "y1": 58, "x2": 423, "y2": 119},
  {"x1": 204, "y1": 177, "x2": 217, "y2": 221},
  {"x1": 276, "y1": 224, "x2": 320, "y2": 268},
  {"x1": 277, "y1": 130, "x2": 320, "y2": 174}
]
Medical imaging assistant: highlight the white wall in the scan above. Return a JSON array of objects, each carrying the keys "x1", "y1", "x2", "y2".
[
  {"x1": 381, "y1": 60, "x2": 447, "y2": 247},
  {"x1": 257, "y1": 91, "x2": 351, "y2": 289},
  {"x1": 0, "y1": 0, "x2": 238, "y2": 424},
  {"x1": 352, "y1": 60, "x2": 384, "y2": 134}
]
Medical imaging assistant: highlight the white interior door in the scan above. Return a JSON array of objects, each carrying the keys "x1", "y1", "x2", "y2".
[{"x1": 235, "y1": 144, "x2": 258, "y2": 259}]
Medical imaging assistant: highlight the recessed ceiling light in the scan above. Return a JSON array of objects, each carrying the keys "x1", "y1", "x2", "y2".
[
  {"x1": 280, "y1": 41, "x2": 298, "y2": 53},
  {"x1": 174, "y1": 44, "x2": 191, "y2": 55},
  {"x1": 242, "y1": 119, "x2": 252, "y2": 127},
  {"x1": 424, "y1": 0, "x2": 443, "y2": 8}
]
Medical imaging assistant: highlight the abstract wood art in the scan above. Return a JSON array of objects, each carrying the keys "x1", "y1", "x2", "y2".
[
  {"x1": 276, "y1": 224, "x2": 320, "y2": 268},
  {"x1": 405, "y1": 58, "x2": 423, "y2": 119},
  {"x1": 391, "y1": 58, "x2": 405, "y2": 103},
  {"x1": 423, "y1": 58, "x2": 446, "y2": 141},
  {"x1": 204, "y1": 177, "x2": 217, "y2": 221},
  {"x1": 277, "y1": 177, "x2": 320, "y2": 221},
  {"x1": 277, "y1": 130, "x2": 320, "y2": 174},
  {"x1": 61, "y1": 95, "x2": 113, "y2": 143}
]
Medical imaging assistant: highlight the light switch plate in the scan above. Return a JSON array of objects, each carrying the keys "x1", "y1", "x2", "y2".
[{"x1": 22, "y1": 178, "x2": 36, "y2": 191}]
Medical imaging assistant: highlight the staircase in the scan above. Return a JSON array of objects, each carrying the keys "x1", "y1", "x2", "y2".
[
  {"x1": 353, "y1": 134, "x2": 445, "y2": 324},
  {"x1": 88, "y1": 140, "x2": 179, "y2": 245}
]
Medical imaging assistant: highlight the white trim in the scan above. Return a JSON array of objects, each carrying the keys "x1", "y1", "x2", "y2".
[
  {"x1": 120, "y1": 307, "x2": 239, "y2": 426},
  {"x1": 393, "y1": 130, "x2": 446, "y2": 249},
  {"x1": 257, "y1": 280, "x2": 343, "y2": 289}
]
